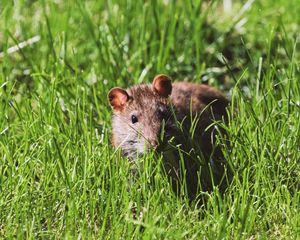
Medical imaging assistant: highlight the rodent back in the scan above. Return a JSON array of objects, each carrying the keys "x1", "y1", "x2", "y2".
[{"x1": 171, "y1": 82, "x2": 229, "y2": 120}]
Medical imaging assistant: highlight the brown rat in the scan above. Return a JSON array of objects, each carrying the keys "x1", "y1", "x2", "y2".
[{"x1": 108, "y1": 74, "x2": 230, "y2": 199}]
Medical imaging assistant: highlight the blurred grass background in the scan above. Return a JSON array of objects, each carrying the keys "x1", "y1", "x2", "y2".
[{"x1": 0, "y1": 0, "x2": 299, "y2": 238}]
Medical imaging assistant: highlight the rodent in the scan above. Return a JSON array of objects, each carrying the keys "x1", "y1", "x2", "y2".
[{"x1": 108, "y1": 74, "x2": 230, "y2": 200}]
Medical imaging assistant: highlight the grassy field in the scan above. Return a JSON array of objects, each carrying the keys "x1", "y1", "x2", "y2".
[{"x1": 0, "y1": 0, "x2": 299, "y2": 238}]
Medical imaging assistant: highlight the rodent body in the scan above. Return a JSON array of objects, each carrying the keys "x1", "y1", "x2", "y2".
[{"x1": 108, "y1": 75, "x2": 230, "y2": 199}]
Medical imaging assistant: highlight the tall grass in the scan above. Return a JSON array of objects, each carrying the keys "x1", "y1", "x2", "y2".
[{"x1": 0, "y1": 0, "x2": 299, "y2": 238}]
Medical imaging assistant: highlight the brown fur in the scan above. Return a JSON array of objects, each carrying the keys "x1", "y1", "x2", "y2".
[{"x1": 108, "y1": 75, "x2": 229, "y2": 199}]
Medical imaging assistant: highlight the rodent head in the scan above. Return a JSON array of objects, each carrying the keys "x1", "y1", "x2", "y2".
[{"x1": 108, "y1": 75, "x2": 175, "y2": 158}]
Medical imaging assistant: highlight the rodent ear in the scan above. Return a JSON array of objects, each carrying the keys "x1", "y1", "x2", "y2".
[
  {"x1": 152, "y1": 74, "x2": 172, "y2": 97},
  {"x1": 108, "y1": 87, "x2": 130, "y2": 111}
]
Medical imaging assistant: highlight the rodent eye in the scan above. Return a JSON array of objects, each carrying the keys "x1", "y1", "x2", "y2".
[
  {"x1": 157, "y1": 105, "x2": 168, "y2": 119},
  {"x1": 158, "y1": 106, "x2": 165, "y2": 114},
  {"x1": 131, "y1": 115, "x2": 138, "y2": 124}
]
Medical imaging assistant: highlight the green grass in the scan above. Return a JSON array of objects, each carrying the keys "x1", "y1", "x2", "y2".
[{"x1": 0, "y1": 0, "x2": 299, "y2": 238}]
